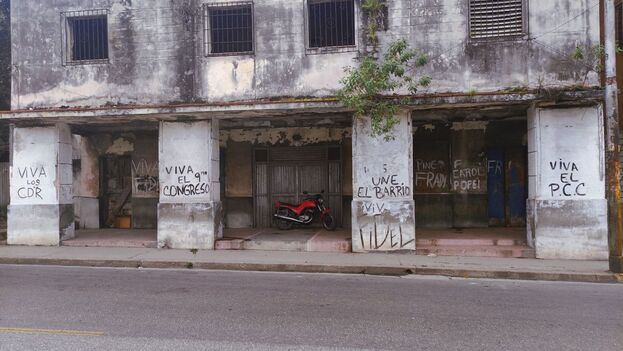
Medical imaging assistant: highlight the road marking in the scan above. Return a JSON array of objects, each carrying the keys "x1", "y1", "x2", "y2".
[{"x1": 0, "y1": 327, "x2": 104, "y2": 337}]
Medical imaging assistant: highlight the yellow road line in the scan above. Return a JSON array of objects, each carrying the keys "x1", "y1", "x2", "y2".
[{"x1": 0, "y1": 327, "x2": 104, "y2": 337}]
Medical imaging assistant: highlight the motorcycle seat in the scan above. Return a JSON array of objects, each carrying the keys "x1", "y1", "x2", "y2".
[{"x1": 277, "y1": 202, "x2": 298, "y2": 207}]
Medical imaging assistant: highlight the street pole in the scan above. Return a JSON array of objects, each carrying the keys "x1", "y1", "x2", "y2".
[{"x1": 604, "y1": 0, "x2": 623, "y2": 273}]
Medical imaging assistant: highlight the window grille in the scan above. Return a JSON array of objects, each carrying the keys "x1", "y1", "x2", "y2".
[
  {"x1": 307, "y1": 0, "x2": 355, "y2": 49},
  {"x1": 203, "y1": 2, "x2": 254, "y2": 56},
  {"x1": 469, "y1": 0, "x2": 525, "y2": 40},
  {"x1": 61, "y1": 9, "x2": 109, "y2": 65}
]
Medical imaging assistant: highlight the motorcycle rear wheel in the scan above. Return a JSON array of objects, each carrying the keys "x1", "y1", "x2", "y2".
[{"x1": 322, "y1": 214, "x2": 337, "y2": 231}]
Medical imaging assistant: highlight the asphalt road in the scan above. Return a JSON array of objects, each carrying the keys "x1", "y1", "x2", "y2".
[{"x1": 0, "y1": 265, "x2": 621, "y2": 351}]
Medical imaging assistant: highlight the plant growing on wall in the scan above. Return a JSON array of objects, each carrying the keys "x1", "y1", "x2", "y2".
[
  {"x1": 571, "y1": 44, "x2": 623, "y2": 84},
  {"x1": 338, "y1": 0, "x2": 431, "y2": 140}
]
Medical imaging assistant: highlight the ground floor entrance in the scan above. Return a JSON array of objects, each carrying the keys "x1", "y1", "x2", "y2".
[
  {"x1": 413, "y1": 119, "x2": 527, "y2": 229},
  {"x1": 252, "y1": 145, "x2": 343, "y2": 228},
  {"x1": 4, "y1": 103, "x2": 610, "y2": 260}
]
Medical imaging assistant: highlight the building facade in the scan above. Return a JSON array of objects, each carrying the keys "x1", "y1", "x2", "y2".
[{"x1": 1, "y1": 0, "x2": 612, "y2": 260}]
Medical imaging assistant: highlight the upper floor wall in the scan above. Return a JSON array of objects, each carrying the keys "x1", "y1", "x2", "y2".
[{"x1": 11, "y1": 0, "x2": 601, "y2": 110}]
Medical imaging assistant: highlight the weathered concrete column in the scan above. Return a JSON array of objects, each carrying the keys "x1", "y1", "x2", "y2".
[
  {"x1": 73, "y1": 135, "x2": 100, "y2": 230},
  {"x1": 157, "y1": 120, "x2": 222, "y2": 249},
  {"x1": 351, "y1": 110, "x2": 416, "y2": 252},
  {"x1": 8, "y1": 124, "x2": 74, "y2": 245},
  {"x1": 527, "y1": 105, "x2": 608, "y2": 259}
]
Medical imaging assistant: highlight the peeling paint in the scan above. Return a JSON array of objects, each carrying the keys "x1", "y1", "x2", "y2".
[
  {"x1": 451, "y1": 121, "x2": 489, "y2": 131},
  {"x1": 220, "y1": 127, "x2": 351, "y2": 146},
  {"x1": 106, "y1": 138, "x2": 134, "y2": 155}
]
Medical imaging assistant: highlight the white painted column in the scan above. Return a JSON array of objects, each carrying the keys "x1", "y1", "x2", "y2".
[
  {"x1": 351, "y1": 110, "x2": 416, "y2": 252},
  {"x1": 157, "y1": 120, "x2": 222, "y2": 249},
  {"x1": 527, "y1": 105, "x2": 608, "y2": 259},
  {"x1": 8, "y1": 124, "x2": 74, "y2": 246}
]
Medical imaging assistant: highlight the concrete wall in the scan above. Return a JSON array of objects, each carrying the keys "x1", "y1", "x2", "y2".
[
  {"x1": 527, "y1": 105, "x2": 608, "y2": 260},
  {"x1": 73, "y1": 135, "x2": 100, "y2": 229},
  {"x1": 11, "y1": 0, "x2": 600, "y2": 109},
  {"x1": 158, "y1": 120, "x2": 221, "y2": 249},
  {"x1": 352, "y1": 111, "x2": 415, "y2": 252},
  {"x1": 8, "y1": 124, "x2": 74, "y2": 245}
]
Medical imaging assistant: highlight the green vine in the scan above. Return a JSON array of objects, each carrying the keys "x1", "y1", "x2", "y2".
[
  {"x1": 362, "y1": 0, "x2": 385, "y2": 47},
  {"x1": 338, "y1": 0, "x2": 431, "y2": 140},
  {"x1": 572, "y1": 44, "x2": 623, "y2": 75}
]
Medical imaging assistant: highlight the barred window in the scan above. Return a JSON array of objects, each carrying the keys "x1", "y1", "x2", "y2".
[
  {"x1": 203, "y1": 2, "x2": 254, "y2": 56},
  {"x1": 469, "y1": 0, "x2": 526, "y2": 40},
  {"x1": 308, "y1": 0, "x2": 355, "y2": 49},
  {"x1": 62, "y1": 10, "x2": 109, "y2": 65}
]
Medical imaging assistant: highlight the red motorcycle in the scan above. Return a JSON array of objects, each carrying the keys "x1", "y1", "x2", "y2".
[{"x1": 273, "y1": 191, "x2": 337, "y2": 231}]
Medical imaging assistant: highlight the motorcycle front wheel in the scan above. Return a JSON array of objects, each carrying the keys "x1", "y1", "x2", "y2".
[{"x1": 322, "y1": 214, "x2": 337, "y2": 231}]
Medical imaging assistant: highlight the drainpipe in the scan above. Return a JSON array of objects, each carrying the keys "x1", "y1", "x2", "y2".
[{"x1": 604, "y1": 0, "x2": 623, "y2": 273}]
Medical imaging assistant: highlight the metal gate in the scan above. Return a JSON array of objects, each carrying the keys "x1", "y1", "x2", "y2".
[{"x1": 253, "y1": 146, "x2": 342, "y2": 228}]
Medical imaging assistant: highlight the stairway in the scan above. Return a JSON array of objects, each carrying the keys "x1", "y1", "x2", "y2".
[
  {"x1": 217, "y1": 228, "x2": 534, "y2": 258},
  {"x1": 415, "y1": 228, "x2": 535, "y2": 258}
]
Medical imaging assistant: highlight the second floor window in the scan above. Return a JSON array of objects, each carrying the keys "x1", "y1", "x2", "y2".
[
  {"x1": 62, "y1": 10, "x2": 109, "y2": 64},
  {"x1": 469, "y1": 0, "x2": 526, "y2": 40},
  {"x1": 308, "y1": 0, "x2": 355, "y2": 49},
  {"x1": 204, "y1": 2, "x2": 254, "y2": 56}
]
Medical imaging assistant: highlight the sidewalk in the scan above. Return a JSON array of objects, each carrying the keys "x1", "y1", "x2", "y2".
[{"x1": 0, "y1": 245, "x2": 620, "y2": 283}]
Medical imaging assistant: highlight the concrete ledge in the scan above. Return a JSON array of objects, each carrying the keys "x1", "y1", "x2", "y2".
[
  {"x1": 610, "y1": 256, "x2": 623, "y2": 273},
  {"x1": 0, "y1": 247, "x2": 617, "y2": 284},
  {"x1": 529, "y1": 199, "x2": 609, "y2": 260},
  {"x1": 0, "y1": 257, "x2": 616, "y2": 283},
  {"x1": 8, "y1": 205, "x2": 61, "y2": 246},
  {"x1": 157, "y1": 202, "x2": 221, "y2": 249}
]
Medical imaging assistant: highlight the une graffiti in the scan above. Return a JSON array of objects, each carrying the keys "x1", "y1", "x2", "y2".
[
  {"x1": 357, "y1": 174, "x2": 411, "y2": 200},
  {"x1": 547, "y1": 159, "x2": 586, "y2": 197},
  {"x1": 162, "y1": 164, "x2": 210, "y2": 197},
  {"x1": 16, "y1": 166, "x2": 47, "y2": 199}
]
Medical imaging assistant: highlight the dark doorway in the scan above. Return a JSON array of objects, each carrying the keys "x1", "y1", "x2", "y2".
[
  {"x1": 99, "y1": 155, "x2": 132, "y2": 228},
  {"x1": 253, "y1": 146, "x2": 342, "y2": 228}
]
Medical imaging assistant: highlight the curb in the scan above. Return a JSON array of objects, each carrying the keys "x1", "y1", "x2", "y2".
[{"x1": 0, "y1": 257, "x2": 619, "y2": 283}]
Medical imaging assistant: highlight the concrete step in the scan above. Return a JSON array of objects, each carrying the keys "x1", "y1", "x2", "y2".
[
  {"x1": 306, "y1": 238, "x2": 351, "y2": 253},
  {"x1": 416, "y1": 245, "x2": 536, "y2": 258},
  {"x1": 416, "y1": 238, "x2": 527, "y2": 247},
  {"x1": 62, "y1": 239, "x2": 158, "y2": 249},
  {"x1": 217, "y1": 229, "x2": 352, "y2": 253},
  {"x1": 241, "y1": 239, "x2": 308, "y2": 252},
  {"x1": 215, "y1": 239, "x2": 245, "y2": 250},
  {"x1": 215, "y1": 236, "x2": 352, "y2": 253}
]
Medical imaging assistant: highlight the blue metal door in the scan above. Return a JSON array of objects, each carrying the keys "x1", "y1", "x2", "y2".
[{"x1": 487, "y1": 149, "x2": 505, "y2": 226}]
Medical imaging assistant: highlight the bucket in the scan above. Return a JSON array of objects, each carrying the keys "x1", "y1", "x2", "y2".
[{"x1": 114, "y1": 216, "x2": 131, "y2": 229}]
